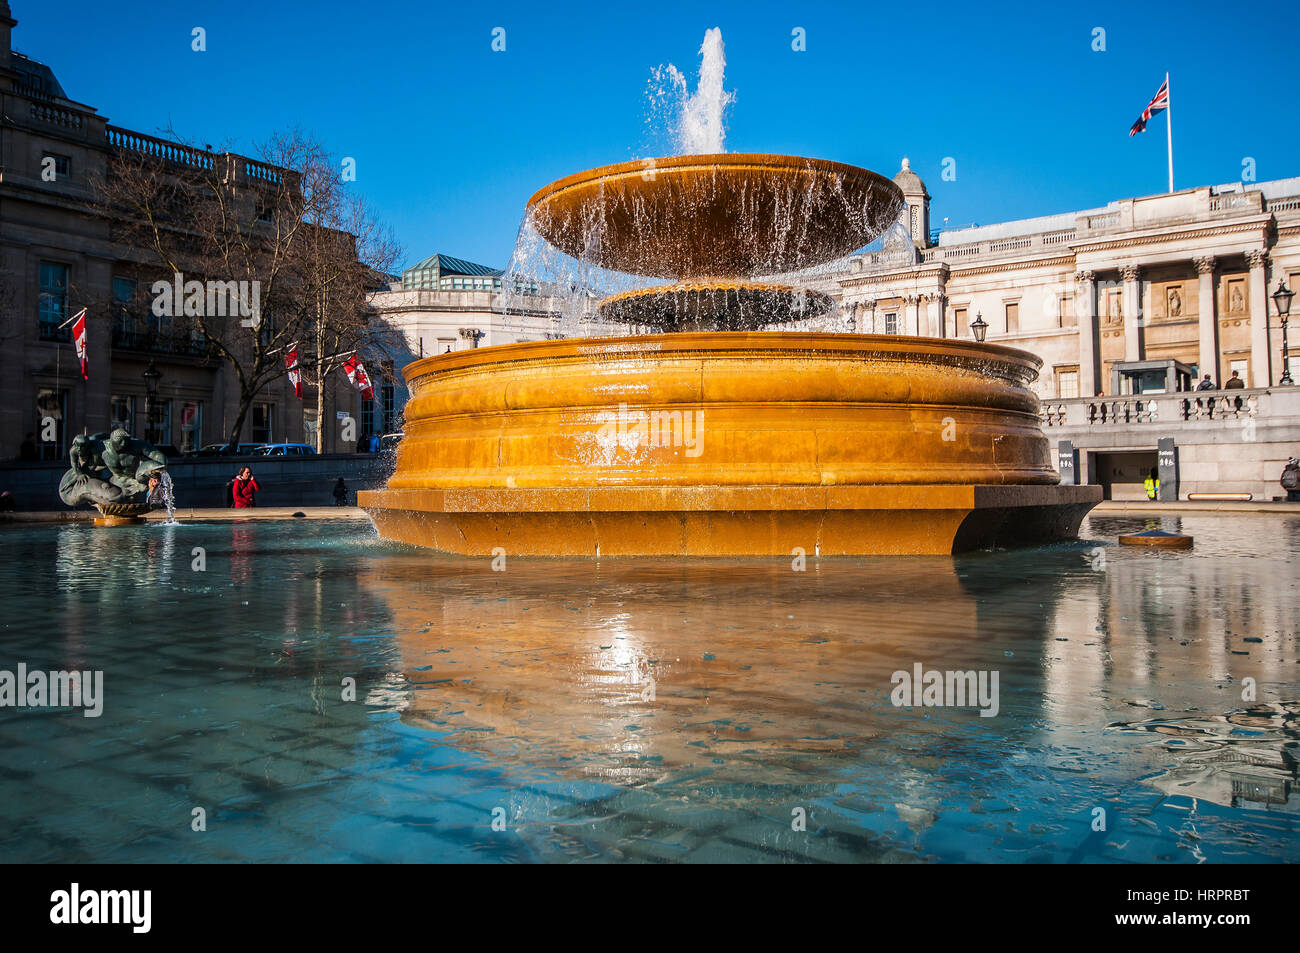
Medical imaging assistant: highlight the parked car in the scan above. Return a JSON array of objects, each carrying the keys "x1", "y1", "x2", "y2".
[
  {"x1": 154, "y1": 445, "x2": 183, "y2": 459},
  {"x1": 192, "y1": 443, "x2": 264, "y2": 456},
  {"x1": 253, "y1": 443, "x2": 317, "y2": 456}
]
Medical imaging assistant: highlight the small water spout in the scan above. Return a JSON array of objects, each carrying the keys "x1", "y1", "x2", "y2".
[{"x1": 157, "y1": 470, "x2": 177, "y2": 524}]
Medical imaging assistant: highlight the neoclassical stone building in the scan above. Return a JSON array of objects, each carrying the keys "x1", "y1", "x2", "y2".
[
  {"x1": 0, "y1": 2, "x2": 368, "y2": 461},
  {"x1": 833, "y1": 160, "x2": 1300, "y2": 500},
  {"x1": 840, "y1": 159, "x2": 1300, "y2": 397}
]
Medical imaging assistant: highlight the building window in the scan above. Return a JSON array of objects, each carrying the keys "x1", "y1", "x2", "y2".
[
  {"x1": 1055, "y1": 366, "x2": 1080, "y2": 399},
  {"x1": 109, "y1": 395, "x2": 136, "y2": 435},
  {"x1": 257, "y1": 307, "x2": 275, "y2": 350},
  {"x1": 953, "y1": 307, "x2": 967, "y2": 338},
  {"x1": 303, "y1": 407, "x2": 319, "y2": 450},
  {"x1": 179, "y1": 401, "x2": 202, "y2": 453},
  {"x1": 1005, "y1": 302, "x2": 1019, "y2": 334},
  {"x1": 35, "y1": 388, "x2": 68, "y2": 460},
  {"x1": 113, "y1": 276, "x2": 138, "y2": 348},
  {"x1": 380, "y1": 378, "x2": 397, "y2": 434},
  {"x1": 145, "y1": 398, "x2": 171, "y2": 447},
  {"x1": 41, "y1": 152, "x2": 71, "y2": 179},
  {"x1": 38, "y1": 262, "x2": 69, "y2": 340},
  {"x1": 1058, "y1": 294, "x2": 1076, "y2": 328},
  {"x1": 252, "y1": 403, "x2": 273, "y2": 444},
  {"x1": 885, "y1": 312, "x2": 898, "y2": 335}
]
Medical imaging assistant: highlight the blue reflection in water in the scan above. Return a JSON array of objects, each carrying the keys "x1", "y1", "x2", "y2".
[{"x1": 0, "y1": 513, "x2": 1295, "y2": 863}]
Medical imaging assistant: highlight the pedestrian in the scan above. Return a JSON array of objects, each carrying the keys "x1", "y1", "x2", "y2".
[
  {"x1": 1224, "y1": 370, "x2": 1245, "y2": 389},
  {"x1": 333, "y1": 478, "x2": 348, "y2": 506},
  {"x1": 223, "y1": 477, "x2": 235, "y2": 508},
  {"x1": 232, "y1": 466, "x2": 259, "y2": 508},
  {"x1": 1195, "y1": 374, "x2": 1214, "y2": 391},
  {"x1": 369, "y1": 433, "x2": 381, "y2": 454},
  {"x1": 1282, "y1": 458, "x2": 1300, "y2": 503},
  {"x1": 19, "y1": 433, "x2": 37, "y2": 461},
  {"x1": 0, "y1": 490, "x2": 14, "y2": 512},
  {"x1": 1144, "y1": 468, "x2": 1160, "y2": 501}
]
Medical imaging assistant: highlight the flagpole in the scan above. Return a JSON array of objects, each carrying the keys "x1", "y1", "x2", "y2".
[{"x1": 1165, "y1": 72, "x2": 1174, "y2": 193}]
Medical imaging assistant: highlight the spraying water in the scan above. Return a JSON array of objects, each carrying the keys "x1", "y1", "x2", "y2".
[
  {"x1": 157, "y1": 470, "x2": 176, "y2": 524},
  {"x1": 500, "y1": 27, "x2": 896, "y2": 338},
  {"x1": 647, "y1": 27, "x2": 734, "y2": 155}
]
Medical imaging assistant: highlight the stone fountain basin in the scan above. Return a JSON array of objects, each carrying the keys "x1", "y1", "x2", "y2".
[
  {"x1": 359, "y1": 333, "x2": 1101, "y2": 555},
  {"x1": 525, "y1": 154, "x2": 903, "y2": 279}
]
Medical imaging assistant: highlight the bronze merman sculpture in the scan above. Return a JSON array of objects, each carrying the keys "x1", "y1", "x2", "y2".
[{"x1": 59, "y1": 428, "x2": 169, "y2": 525}]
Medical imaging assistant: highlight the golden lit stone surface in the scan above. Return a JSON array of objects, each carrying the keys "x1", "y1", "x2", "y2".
[
  {"x1": 525, "y1": 154, "x2": 903, "y2": 279},
  {"x1": 359, "y1": 332, "x2": 1101, "y2": 555}
]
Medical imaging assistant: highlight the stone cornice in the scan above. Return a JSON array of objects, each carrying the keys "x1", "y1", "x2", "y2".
[
  {"x1": 1071, "y1": 217, "x2": 1271, "y2": 255},
  {"x1": 948, "y1": 255, "x2": 1078, "y2": 279}
]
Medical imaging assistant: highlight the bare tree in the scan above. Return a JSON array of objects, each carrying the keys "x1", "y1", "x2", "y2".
[
  {"x1": 95, "y1": 127, "x2": 399, "y2": 448},
  {"x1": 285, "y1": 163, "x2": 401, "y2": 450}
]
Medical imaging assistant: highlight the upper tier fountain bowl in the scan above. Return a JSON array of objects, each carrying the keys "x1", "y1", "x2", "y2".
[
  {"x1": 526, "y1": 153, "x2": 903, "y2": 280},
  {"x1": 359, "y1": 151, "x2": 1100, "y2": 555}
]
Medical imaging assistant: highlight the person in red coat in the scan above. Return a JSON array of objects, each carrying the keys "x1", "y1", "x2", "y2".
[{"x1": 232, "y1": 466, "x2": 259, "y2": 508}]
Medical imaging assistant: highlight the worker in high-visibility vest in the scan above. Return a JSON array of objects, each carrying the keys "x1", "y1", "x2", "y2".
[{"x1": 1144, "y1": 469, "x2": 1160, "y2": 501}]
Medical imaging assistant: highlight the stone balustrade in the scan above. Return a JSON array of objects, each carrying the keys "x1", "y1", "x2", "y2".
[{"x1": 1040, "y1": 388, "x2": 1271, "y2": 429}]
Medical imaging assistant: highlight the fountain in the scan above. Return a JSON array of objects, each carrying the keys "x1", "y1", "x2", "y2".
[
  {"x1": 359, "y1": 32, "x2": 1100, "y2": 555},
  {"x1": 59, "y1": 428, "x2": 172, "y2": 526}
]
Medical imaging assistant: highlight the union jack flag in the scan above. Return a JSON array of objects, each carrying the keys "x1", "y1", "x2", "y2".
[{"x1": 1129, "y1": 78, "x2": 1169, "y2": 136}]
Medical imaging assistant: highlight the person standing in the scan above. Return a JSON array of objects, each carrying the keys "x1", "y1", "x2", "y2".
[
  {"x1": 1144, "y1": 468, "x2": 1160, "y2": 501},
  {"x1": 232, "y1": 466, "x2": 259, "y2": 508},
  {"x1": 19, "y1": 433, "x2": 37, "y2": 461},
  {"x1": 333, "y1": 478, "x2": 348, "y2": 506},
  {"x1": 1224, "y1": 370, "x2": 1245, "y2": 389},
  {"x1": 1196, "y1": 374, "x2": 1215, "y2": 391}
]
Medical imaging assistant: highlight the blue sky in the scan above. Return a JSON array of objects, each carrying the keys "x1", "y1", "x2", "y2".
[{"x1": 18, "y1": 0, "x2": 1299, "y2": 271}]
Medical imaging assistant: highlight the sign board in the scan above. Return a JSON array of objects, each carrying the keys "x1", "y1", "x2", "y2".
[
  {"x1": 1057, "y1": 440, "x2": 1078, "y2": 485},
  {"x1": 1157, "y1": 437, "x2": 1178, "y2": 501}
]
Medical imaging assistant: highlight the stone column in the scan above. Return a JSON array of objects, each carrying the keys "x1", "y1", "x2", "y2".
[
  {"x1": 1247, "y1": 249, "x2": 1271, "y2": 386},
  {"x1": 1193, "y1": 256, "x2": 1218, "y2": 384},
  {"x1": 1120, "y1": 265, "x2": 1142, "y2": 362},
  {"x1": 1074, "y1": 270, "x2": 1097, "y2": 397},
  {"x1": 928, "y1": 295, "x2": 944, "y2": 339},
  {"x1": 907, "y1": 295, "x2": 921, "y2": 336},
  {"x1": 915, "y1": 295, "x2": 931, "y2": 337}
]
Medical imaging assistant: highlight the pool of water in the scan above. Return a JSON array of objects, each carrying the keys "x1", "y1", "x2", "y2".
[{"x1": 0, "y1": 513, "x2": 1296, "y2": 863}]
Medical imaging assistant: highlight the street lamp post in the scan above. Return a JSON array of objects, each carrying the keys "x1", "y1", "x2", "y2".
[
  {"x1": 1273, "y1": 280, "x2": 1295, "y2": 385},
  {"x1": 142, "y1": 360, "x2": 162, "y2": 443},
  {"x1": 970, "y1": 312, "x2": 988, "y2": 343}
]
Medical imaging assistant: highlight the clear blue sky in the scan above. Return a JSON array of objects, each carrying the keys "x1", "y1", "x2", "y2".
[{"x1": 18, "y1": 0, "x2": 1299, "y2": 271}]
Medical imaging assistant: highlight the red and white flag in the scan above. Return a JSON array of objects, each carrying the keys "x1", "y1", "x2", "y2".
[
  {"x1": 71, "y1": 308, "x2": 89, "y2": 380},
  {"x1": 285, "y1": 344, "x2": 302, "y2": 399},
  {"x1": 343, "y1": 354, "x2": 374, "y2": 401}
]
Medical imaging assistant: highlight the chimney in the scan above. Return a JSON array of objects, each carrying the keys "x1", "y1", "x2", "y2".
[{"x1": 0, "y1": 2, "x2": 15, "y2": 74}]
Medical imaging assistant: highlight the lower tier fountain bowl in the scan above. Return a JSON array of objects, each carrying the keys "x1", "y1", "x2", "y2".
[{"x1": 359, "y1": 332, "x2": 1101, "y2": 555}]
